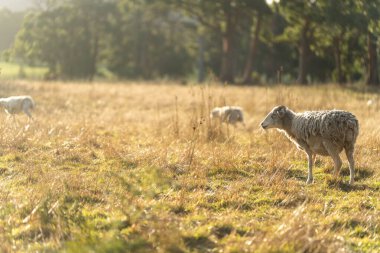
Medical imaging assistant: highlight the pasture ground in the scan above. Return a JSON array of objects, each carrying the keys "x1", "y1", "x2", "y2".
[{"x1": 0, "y1": 81, "x2": 379, "y2": 252}]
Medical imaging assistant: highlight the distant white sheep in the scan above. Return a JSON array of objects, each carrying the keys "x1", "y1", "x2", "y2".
[
  {"x1": 210, "y1": 106, "x2": 245, "y2": 126},
  {"x1": 261, "y1": 105, "x2": 359, "y2": 184},
  {"x1": 0, "y1": 96, "x2": 35, "y2": 120},
  {"x1": 367, "y1": 98, "x2": 379, "y2": 108},
  {"x1": 367, "y1": 99, "x2": 375, "y2": 107}
]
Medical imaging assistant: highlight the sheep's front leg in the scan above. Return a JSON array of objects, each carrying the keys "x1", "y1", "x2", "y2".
[
  {"x1": 8, "y1": 114, "x2": 19, "y2": 128},
  {"x1": 306, "y1": 150, "x2": 314, "y2": 184},
  {"x1": 297, "y1": 140, "x2": 314, "y2": 184}
]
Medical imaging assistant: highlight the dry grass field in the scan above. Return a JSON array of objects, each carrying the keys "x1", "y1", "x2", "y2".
[{"x1": 0, "y1": 81, "x2": 379, "y2": 252}]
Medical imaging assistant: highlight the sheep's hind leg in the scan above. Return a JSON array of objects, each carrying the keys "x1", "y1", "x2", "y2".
[
  {"x1": 323, "y1": 140, "x2": 342, "y2": 178},
  {"x1": 345, "y1": 147, "x2": 355, "y2": 184},
  {"x1": 306, "y1": 149, "x2": 314, "y2": 184},
  {"x1": 24, "y1": 109, "x2": 33, "y2": 122}
]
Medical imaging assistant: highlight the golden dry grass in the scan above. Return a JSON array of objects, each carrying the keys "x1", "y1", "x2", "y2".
[{"x1": 0, "y1": 80, "x2": 379, "y2": 252}]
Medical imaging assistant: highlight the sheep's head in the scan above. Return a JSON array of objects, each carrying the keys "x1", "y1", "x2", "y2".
[
  {"x1": 260, "y1": 105, "x2": 287, "y2": 129},
  {"x1": 210, "y1": 107, "x2": 221, "y2": 119}
]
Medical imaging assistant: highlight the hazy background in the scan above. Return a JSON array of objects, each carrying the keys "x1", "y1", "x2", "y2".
[
  {"x1": 0, "y1": 0, "x2": 379, "y2": 85},
  {"x1": 0, "y1": 0, "x2": 32, "y2": 11}
]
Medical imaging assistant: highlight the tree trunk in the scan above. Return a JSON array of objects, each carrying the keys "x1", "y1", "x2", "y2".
[
  {"x1": 197, "y1": 35, "x2": 205, "y2": 83},
  {"x1": 297, "y1": 19, "x2": 311, "y2": 85},
  {"x1": 367, "y1": 32, "x2": 379, "y2": 86},
  {"x1": 242, "y1": 14, "x2": 262, "y2": 84},
  {"x1": 220, "y1": 6, "x2": 235, "y2": 84},
  {"x1": 333, "y1": 35, "x2": 345, "y2": 84},
  {"x1": 89, "y1": 32, "x2": 99, "y2": 82}
]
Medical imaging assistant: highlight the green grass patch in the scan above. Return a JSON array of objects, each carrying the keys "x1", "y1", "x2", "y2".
[{"x1": 0, "y1": 61, "x2": 47, "y2": 79}]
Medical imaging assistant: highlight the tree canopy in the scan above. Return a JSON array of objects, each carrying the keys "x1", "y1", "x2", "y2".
[{"x1": 4, "y1": 0, "x2": 380, "y2": 84}]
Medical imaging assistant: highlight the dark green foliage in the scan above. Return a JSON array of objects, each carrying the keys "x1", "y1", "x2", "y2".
[
  {"x1": 13, "y1": 0, "x2": 115, "y2": 80},
  {"x1": 5, "y1": 0, "x2": 380, "y2": 83},
  {"x1": 104, "y1": 1, "x2": 194, "y2": 78}
]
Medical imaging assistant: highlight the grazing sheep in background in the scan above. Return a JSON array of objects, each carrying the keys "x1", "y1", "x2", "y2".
[
  {"x1": 210, "y1": 106, "x2": 245, "y2": 126},
  {"x1": 367, "y1": 99, "x2": 375, "y2": 107},
  {"x1": 260, "y1": 105, "x2": 359, "y2": 184},
  {"x1": 0, "y1": 96, "x2": 35, "y2": 120},
  {"x1": 366, "y1": 99, "x2": 379, "y2": 111}
]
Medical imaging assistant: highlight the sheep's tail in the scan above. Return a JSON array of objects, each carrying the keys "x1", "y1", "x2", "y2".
[
  {"x1": 24, "y1": 97, "x2": 35, "y2": 110},
  {"x1": 347, "y1": 115, "x2": 359, "y2": 144},
  {"x1": 30, "y1": 98, "x2": 35, "y2": 109},
  {"x1": 239, "y1": 111, "x2": 244, "y2": 122}
]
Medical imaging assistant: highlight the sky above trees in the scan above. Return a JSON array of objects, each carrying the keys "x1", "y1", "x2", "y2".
[{"x1": 0, "y1": 0, "x2": 33, "y2": 11}]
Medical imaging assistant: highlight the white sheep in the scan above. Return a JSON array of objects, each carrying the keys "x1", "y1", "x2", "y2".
[
  {"x1": 210, "y1": 106, "x2": 245, "y2": 126},
  {"x1": 366, "y1": 98, "x2": 380, "y2": 110},
  {"x1": 261, "y1": 105, "x2": 359, "y2": 184},
  {"x1": 367, "y1": 99, "x2": 375, "y2": 107},
  {"x1": 0, "y1": 96, "x2": 35, "y2": 120}
]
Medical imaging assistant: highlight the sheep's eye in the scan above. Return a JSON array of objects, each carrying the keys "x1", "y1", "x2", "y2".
[{"x1": 271, "y1": 114, "x2": 276, "y2": 119}]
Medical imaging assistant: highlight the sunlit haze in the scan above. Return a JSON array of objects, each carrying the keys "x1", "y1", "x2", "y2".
[
  {"x1": 0, "y1": 0, "x2": 33, "y2": 11},
  {"x1": 266, "y1": 0, "x2": 280, "y2": 5}
]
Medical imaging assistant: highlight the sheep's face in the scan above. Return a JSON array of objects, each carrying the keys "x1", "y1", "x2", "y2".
[
  {"x1": 261, "y1": 105, "x2": 287, "y2": 129},
  {"x1": 210, "y1": 108, "x2": 221, "y2": 119}
]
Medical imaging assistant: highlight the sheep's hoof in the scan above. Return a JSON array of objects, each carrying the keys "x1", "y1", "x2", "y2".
[{"x1": 306, "y1": 178, "x2": 313, "y2": 184}]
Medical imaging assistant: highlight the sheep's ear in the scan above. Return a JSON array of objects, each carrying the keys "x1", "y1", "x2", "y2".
[{"x1": 276, "y1": 106, "x2": 286, "y2": 118}]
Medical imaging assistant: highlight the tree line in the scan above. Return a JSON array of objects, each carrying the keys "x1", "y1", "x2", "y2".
[{"x1": 4, "y1": 0, "x2": 380, "y2": 85}]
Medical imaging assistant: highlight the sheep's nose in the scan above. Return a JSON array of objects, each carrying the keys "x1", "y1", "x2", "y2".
[{"x1": 261, "y1": 122, "x2": 267, "y2": 129}]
